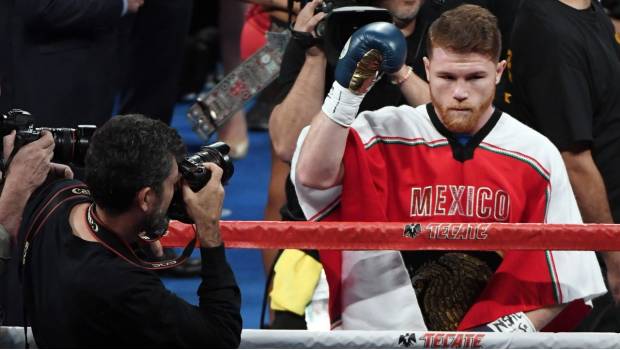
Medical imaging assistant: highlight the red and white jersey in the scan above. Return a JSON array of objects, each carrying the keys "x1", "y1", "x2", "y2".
[{"x1": 291, "y1": 104, "x2": 606, "y2": 331}]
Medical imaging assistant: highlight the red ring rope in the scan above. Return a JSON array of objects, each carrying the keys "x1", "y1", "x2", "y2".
[{"x1": 162, "y1": 221, "x2": 620, "y2": 251}]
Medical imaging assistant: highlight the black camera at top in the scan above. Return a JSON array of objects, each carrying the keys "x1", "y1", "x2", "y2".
[
  {"x1": 180, "y1": 141, "x2": 234, "y2": 191},
  {"x1": 294, "y1": 0, "x2": 393, "y2": 65},
  {"x1": 0, "y1": 109, "x2": 96, "y2": 166},
  {"x1": 168, "y1": 141, "x2": 234, "y2": 223}
]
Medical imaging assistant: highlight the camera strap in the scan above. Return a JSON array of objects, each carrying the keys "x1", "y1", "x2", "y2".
[
  {"x1": 18, "y1": 182, "x2": 197, "y2": 346},
  {"x1": 20, "y1": 182, "x2": 92, "y2": 349},
  {"x1": 85, "y1": 203, "x2": 197, "y2": 270},
  {"x1": 20, "y1": 183, "x2": 92, "y2": 271}
]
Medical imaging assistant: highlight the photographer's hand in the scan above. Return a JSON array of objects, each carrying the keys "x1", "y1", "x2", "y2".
[
  {"x1": 126, "y1": 0, "x2": 145, "y2": 14},
  {"x1": 49, "y1": 162, "x2": 74, "y2": 180},
  {"x1": 3, "y1": 130, "x2": 73, "y2": 181},
  {"x1": 181, "y1": 163, "x2": 225, "y2": 248},
  {"x1": 293, "y1": 0, "x2": 327, "y2": 57},
  {"x1": 0, "y1": 131, "x2": 55, "y2": 237},
  {"x1": 3, "y1": 130, "x2": 55, "y2": 194}
]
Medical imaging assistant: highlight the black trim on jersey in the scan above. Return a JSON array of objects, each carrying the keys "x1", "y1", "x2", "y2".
[{"x1": 426, "y1": 103, "x2": 503, "y2": 162}]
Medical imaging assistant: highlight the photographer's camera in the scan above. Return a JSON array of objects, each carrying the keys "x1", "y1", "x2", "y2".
[
  {"x1": 293, "y1": 0, "x2": 393, "y2": 65},
  {"x1": 1, "y1": 109, "x2": 95, "y2": 166},
  {"x1": 168, "y1": 141, "x2": 234, "y2": 223}
]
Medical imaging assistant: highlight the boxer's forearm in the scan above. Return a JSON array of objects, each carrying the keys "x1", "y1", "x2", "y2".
[
  {"x1": 295, "y1": 111, "x2": 347, "y2": 189},
  {"x1": 270, "y1": 53, "x2": 327, "y2": 162}
]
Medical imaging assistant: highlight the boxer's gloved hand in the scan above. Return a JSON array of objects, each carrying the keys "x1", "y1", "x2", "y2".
[
  {"x1": 322, "y1": 22, "x2": 407, "y2": 127},
  {"x1": 469, "y1": 312, "x2": 536, "y2": 333}
]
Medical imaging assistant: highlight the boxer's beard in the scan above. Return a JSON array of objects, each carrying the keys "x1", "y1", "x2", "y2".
[{"x1": 432, "y1": 92, "x2": 494, "y2": 134}]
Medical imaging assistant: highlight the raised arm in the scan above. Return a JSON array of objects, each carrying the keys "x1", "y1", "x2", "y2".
[
  {"x1": 269, "y1": 0, "x2": 327, "y2": 162},
  {"x1": 295, "y1": 22, "x2": 407, "y2": 189}
]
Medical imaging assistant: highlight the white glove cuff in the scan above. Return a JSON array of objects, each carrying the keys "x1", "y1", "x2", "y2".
[
  {"x1": 486, "y1": 312, "x2": 536, "y2": 333},
  {"x1": 321, "y1": 82, "x2": 365, "y2": 127}
]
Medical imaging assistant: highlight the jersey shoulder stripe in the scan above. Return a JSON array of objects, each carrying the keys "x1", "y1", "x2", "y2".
[
  {"x1": 483, "y1": 112, "x2": 562, "y2": 179},
  {"x1": 353, "y1": 104, "x2": 446, "y2": 145}
]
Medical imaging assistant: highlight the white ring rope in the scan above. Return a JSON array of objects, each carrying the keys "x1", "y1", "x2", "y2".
[
  {"x1": 240, "y1": 329, "x2": 620, "y2": 349},
  {"x1": 4, "y1": 324, "x2": 620, "y2": 348}
]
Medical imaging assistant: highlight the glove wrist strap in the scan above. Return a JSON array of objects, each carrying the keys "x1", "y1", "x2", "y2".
[
  {"x1": 485, "y1": 312, "x2": 537, "y2": 333},
  {"x1": 321, "y1": 82, "x2": 365, "y2": 127}
]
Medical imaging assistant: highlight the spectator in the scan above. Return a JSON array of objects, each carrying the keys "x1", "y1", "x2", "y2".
[
  {"x1": 0, "y1": 130, "x2": 72, "y2": 329},
  {"x1": 293, "y1": 5, "x2": 605, "y2": 331},
  {"x1": 507, "y1": 0, "x2": 620, "y2": 332},
  {"x1": 217, "y1": 0, "x2": 250, "y2": 159},
  {"x1": 117, "y1": 0, "x2": 193, "y2": 125},
  {"x1": 1, "y1": 132, "x2": 71, "y2": 236},
  {"x1": 19, "y1": 115, "x2": 241, "y2": 347},
  {"x1": 3, "y1": 0, "x2": 143, "y2": 127},
  {"x1": 238, "y1": 1, "x2": 295, "y2": 278}
]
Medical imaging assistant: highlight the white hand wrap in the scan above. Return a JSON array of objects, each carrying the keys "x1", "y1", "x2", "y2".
[
  {"x1": 321, "y1": 81, "x2": 365, "y2": 128},
  {"x1": 486, "y1": 312, "x2": 536, "y2": 333}
]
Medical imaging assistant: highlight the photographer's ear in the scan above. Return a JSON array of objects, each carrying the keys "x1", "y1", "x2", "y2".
[{"x1": 136, "y1": 187, "x2": 158, "y2": 214}]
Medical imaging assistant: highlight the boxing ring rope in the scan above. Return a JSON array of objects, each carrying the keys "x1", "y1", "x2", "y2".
[
  {"x1": 5, "y1": 222, "x2": 617, "y2": 348},
  {"x1": 2, "y1": 327, "x2": 619, "y2": 349},
  {"x1": 162, "y1": 221, "x2": 620, "y2": 250},
  {"x1": 239, "y1": 330, "x2": 620, "y2": 349},
  {"x1": 162, "y1": 221, "x2": 620, "y2": 348}
]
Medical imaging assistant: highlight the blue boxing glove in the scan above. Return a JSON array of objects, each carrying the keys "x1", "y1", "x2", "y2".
[
  {"x1": 336, "y1": 22, "x2": 407, "y2": 91},
  {"x1": 323, "y1": 22, "x2": 407, "y2": 127}
]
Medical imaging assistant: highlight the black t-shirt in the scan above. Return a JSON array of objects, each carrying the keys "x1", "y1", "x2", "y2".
[
  {"x1": 507, "y1": 0, "x2": 620, "y2": 221},
  {"x1": 20, "y1": 179, "x2": 242, "y2": 348},
  {"x1": 0, "y1": 0, "x2": 12, "y2": 113}
]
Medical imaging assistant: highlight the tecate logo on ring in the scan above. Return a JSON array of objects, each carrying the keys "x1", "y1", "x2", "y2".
[
  {"x1": 403, "y1": 223, "x2": 490, "y2": 240},
  {"x1": 421, "y1": 332, "x2": 485, "y2": 349}
]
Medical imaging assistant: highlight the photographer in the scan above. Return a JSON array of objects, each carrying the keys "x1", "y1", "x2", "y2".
[
  {"x1": 0, "y1": 130, "x2": 73, "y2": 274},
  {"x1": 3, "y1": 0, "x2": 145, "y2": 128},
  {"x1": 19, "y1": 115, "x2": 241, "y2": 347}
]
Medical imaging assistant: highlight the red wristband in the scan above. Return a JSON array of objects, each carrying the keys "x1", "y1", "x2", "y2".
[{"x1": 390, "y1": 66, "x2": 413, "y2": 85}]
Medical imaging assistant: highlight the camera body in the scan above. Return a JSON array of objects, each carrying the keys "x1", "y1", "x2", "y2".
[
  {"x1": 0, "y1": 109, "x2": 96, "y2": 165},
  {"x1": 310, "y1": 0, "x2": 375, "y2": 36},
  {"x1": 168, "y1": 142, "x2": 234, "y2": 223},
  {"x1": 297, "y1": 0, "x2": 393, "y2": 65}
]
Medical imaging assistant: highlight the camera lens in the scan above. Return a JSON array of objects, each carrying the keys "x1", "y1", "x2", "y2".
[
  {"x1": 75, "y1": 125, "x2": 96, "y2": 165},
  {"x1": 315, "y1": 20, "x2": 327, "y2": 38},
  {"x1": 181, "y1": 142, "x2": 234, "y2": 191},
  {"x1": 37, "y1": 125, "x2": 96, "y2": 165},
  {"x1": 45, "y1": 128, "x2": 76, "y2": 164}
]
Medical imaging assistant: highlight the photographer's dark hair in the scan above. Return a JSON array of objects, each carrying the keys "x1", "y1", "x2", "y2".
[
  {"x1": 427, "y1": 4, "x2": 501, "y2": 62},
  {"x1": 85, "y1": 115, "x2": 186, "y2": 214}
]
